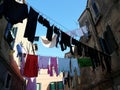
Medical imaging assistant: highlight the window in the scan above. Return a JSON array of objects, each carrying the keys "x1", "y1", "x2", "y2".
[
  {"x1": 4, "y1": 22, "x2": 18, "y2": 49},
  {"x1": 4, "y1": 22, "x2": 12, "y2": 39},
  {"x1": 91, "y1": 0, "x2": 100, "y2": 23},
  {"x1": 36, "y1": 83, "x2": 41, "y2": 90},
  {"x1": 92, "y1": 0, "x2": 99, "y2": 17},
  {"x1": 9, "y1": 27, "x2": 18, "y2": 48},
  {"x1": 81, "y1": 25, "x2": 91, "y2": 40},
  {"x1": 103, "y1": 25, "x2": 118, "y2": 54},
  {"x1": 4, "y1": 72, "x2": 12, "y2": 89},
  {"x1": 49, "y1": 82, "x2": 56, "y2": 90},
  {"x1": 49, "y1": 81, "x2": 63, "y2": 90},
  {"x1": 57, "y1": 81, "x2": 64, "y2": 90}
]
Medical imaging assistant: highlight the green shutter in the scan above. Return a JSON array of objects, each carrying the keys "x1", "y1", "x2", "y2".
[
  {"x1": 57, "y1": 81, "x2": 63, "y2": 90},
  {"x1": 50, "y1": 82, "x2": 56, "y2": 90}
]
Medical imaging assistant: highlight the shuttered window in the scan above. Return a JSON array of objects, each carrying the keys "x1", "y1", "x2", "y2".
[
  {"x1": 4, "y1": 22, "x2": 18, "y2": 49},
  {"x1": 92, "y1": 0, "x2": 99, "y2": 17},
  {"x1": 103, "y1": 25, "x2": 118, "y2": 54}
]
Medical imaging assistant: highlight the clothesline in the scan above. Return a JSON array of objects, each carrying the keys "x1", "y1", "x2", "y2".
[
  {"x1": 36, "y1": 10, "x2": 110, "y2": 56},
  {"x1": 2, "y1": 0, "x2": 111, "y2": 73},
  {"x1": 28, "y1": 6, "x2": 111, "y2": 72},
  {"x1": 26, "y1": 1, "x2": 70, "y2": 31},
  {"x1": 2, "y1": 0, "x2": 110, "y2": 57},
  {"x1": 19, "y1": 1, "x2": 112, "y2": 73},
  {"x1": 25, "y1": 5, "x2": 110, "y2": 56},
  {"x1": 17, "y1": 52, "x2": 81, "y2": 77}
]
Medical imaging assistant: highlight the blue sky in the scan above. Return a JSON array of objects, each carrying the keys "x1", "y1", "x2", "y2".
[{"x1": 26, "y1": 0, "x2": 87, "y2": 57}]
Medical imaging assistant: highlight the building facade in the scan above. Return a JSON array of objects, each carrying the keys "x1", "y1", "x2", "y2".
[
  {"x1": 0, "y1": 0, "x2": 26, "y2": 90},
  {"x1": 78, "y1": 0, "x2": 120, "y2": 90}
]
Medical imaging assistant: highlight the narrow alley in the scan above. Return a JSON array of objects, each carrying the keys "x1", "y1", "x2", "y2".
[{"x1": 0, "y1": 0, "x2": 120, "y2": 90}]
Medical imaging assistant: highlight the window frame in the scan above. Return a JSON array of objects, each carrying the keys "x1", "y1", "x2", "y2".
[
  {"x1": 36, "y1": 83, "x2": 41, "y2": 90},
  {"x1": 91, "y1": 0, "x2": 100, "y2": 24},
  {"x1": 4, "y1": 22, "x2": 18, "y2": 49},
  {"x1": 4, "y1": 72, "x2": 12, "y2": 89},
  {"x1": 103, "y1": 25, "x2": 118, "y2": 54},
  {"x1": 9, "y1": 27, "x2": 18, "y2": 48}
]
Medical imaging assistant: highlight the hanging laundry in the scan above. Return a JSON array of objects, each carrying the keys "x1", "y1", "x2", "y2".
[
  {"x1": 36, "y1": 13, "x2": 111, "y2": 73},
  {"x1": 83, "y1": 45, "x2": 89, "y2": 57},
  {"x1": 59, "y1": 32, "x2": 68, "y2": 51},
  {"x1": 48, "y1": 57, "x2": 58, "y2": 76},
  {"x1": 63, "y1": 72, "x2": 70, "y2": 88},
  {"x1": 77, "y1": 57, "x2": 92, "y2": 68},
  {"x1": 88, "y1": 47, "x2": 100, "y2": 69},
  {"x1": 38, "y1": 15, "x2": 50, "y2": 28},
  {"x1": 59, "y1": 31, "x2": 73, "y2": 54},
  {"x1": 66, "y1": 28, "x2": 82, "y2": 37},
  {"x1": 70, "y1": 58, "x2": 80, "y2": 77},
  {"x1": 3, "y1": 0, "x2": 28, "y2": 24},
  {"x1": 72, "y1": 38, "x2": 79, "y2": 46},
  {"x1": 54, "y1": 26, "x2": 60, "y2": 47},
  {"x1": 46, "y1": 25, "x2": 54, "y2": 41},
  {"x1": 81, "y1": 25, "x2": 89, "y2": 38},
  {"x1": 57, "y1": 58, "x2": 70, "y2": 75},
  {"x1": 34, "y1": 36, "x2": 39, "y2": 41},
  {"x1": 38, "y1": 55, "x2": 49, "y2": 70},
  {"x1": 38, "y1": 15, "x2": 44, "y2": 24},
  {"x1": 86, "y1": 47, "x2": 96, "y2": 71},
  {"x1": 38, "y1": 15, "x2": 53, "y2": 41},
  {"x1": 40, "y1": 35, "x2": 57, "y2": 48},
  {"x1": 24, "y1": 7, "x2": 39, "y2": 43},
  {"x1": 16, "y1": 43, "x2": 27, "y2": 75},
  {"x1": 16, "y1": 43, "x2": 26, "y2": 57},
  {"x1": 20, "y1": 54, "x2": 27, "y2": 75},
  {"x1": 23, "y1": 54, "x2": 38, "y2": 77},
  {"x1": 42, "y1": 18, "x2": 50, "y2": 28},
  {"x1": 26, "y1": 78, "x2": 36, "y2": 90},
  {"x1": 76, "y1": 42, "x2": 83, "y2": 57}
]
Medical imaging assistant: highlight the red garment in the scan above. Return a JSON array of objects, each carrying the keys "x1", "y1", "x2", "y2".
[{"x1": 23, "y1": 54, "x2": 38, "y2": 77}]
